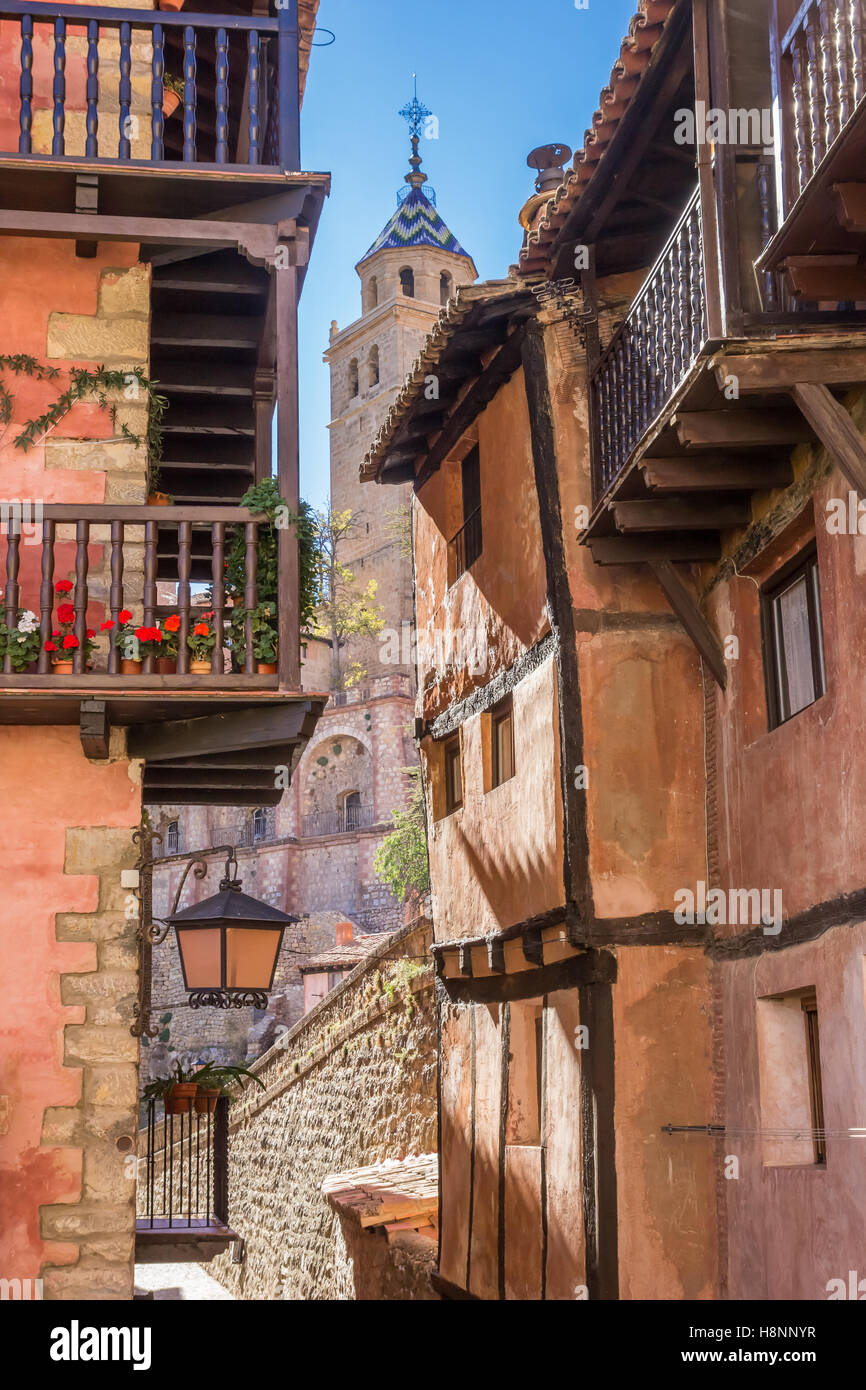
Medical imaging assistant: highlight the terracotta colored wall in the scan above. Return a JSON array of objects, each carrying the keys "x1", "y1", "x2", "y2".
[
  {"x1": 0, "y1": 728, "x2": 141, "y2": 1295},
  {"x1": 721, "y1": 923, "x2": 866, "y2": 1299}
]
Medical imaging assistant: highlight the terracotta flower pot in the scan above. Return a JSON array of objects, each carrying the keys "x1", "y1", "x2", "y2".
[
  {"x1": 165, "y1": 1082, "x2": 197, "y2": 1115},
  {"x1": 147, "y1": 492, "x2": 172, "y2": 506},
  {"x1": 157, "y1": 0, "x2": 185, "y2": 10},
  {"x1": 162, "y1": 90, "x2": 181, "y2": 119},
  {"x1": 53, "y1": 660, "x2": 74, "y2": 674},
  {"x1": 257, "y1": 661, "x2": 277, "y2": 675},
  {"x1": 155, "y1": 657, "x2": 177, "y2": 674},
  {"x1": 121, "y1": 658, "x2": 142, "y2": 675},
  {"x1": 189, "y1": 658, "x2": 212, "y2": 674},
  {"x1": 194, "y1": 1088, "x2": 220, "y2": 1115}
]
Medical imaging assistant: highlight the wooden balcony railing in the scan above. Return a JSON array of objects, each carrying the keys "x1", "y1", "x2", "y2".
[
  {"x1": 1, "y1": 0, "x2": 300, "y2": 170},
  {"x1": 1, "y1": 504, "x2": 281, "y2": 682},
  {"x1": 590, "y1": 186, "x2": 707, "y2": 502},
  {"x1": 778, "y1": 0, "x2": 866, "y2": 205},
  {"x1": 301, "y1": 804, "x2": 375, "y2": 838}
]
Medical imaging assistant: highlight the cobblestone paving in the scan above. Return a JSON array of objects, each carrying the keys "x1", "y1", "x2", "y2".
[{"x1": 134, "y1": 1263, "x2": 234, "y2": 1300}]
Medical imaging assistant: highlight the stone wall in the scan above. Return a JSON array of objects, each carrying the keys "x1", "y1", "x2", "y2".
[{"x1": 207, "y1": 918, "x2": 438, "y2": 1300}]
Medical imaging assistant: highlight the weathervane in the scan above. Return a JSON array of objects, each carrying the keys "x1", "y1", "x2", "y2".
[{"x1": 397, "y1": 75, "x2": 437, "y2": 206}]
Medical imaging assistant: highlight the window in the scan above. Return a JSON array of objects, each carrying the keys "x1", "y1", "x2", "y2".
[
  {"x1": 399, "y1": 266, "x2": 414, "y2": 297},
  {"x1": 366, "y1": 276, "x2": 378, "y2": 311},
  {"x1": 166, "y1": 820, "x2": 179, "y2": 855},
  {"x1": 762, "y1": 546, "x2": 826, "y2": 728},
  {"x1": 449, "y1": 446, "x2": 483, "y2": 582},
  {"x1": 348, "y1": 358, "x2": 359, "y2": 398},
  {"x1": 252, "y1": 807, "x2": 269, "y2": 841},
  {"x1": 444, "y1": 736, "x2": 463, "y2": 814},
  {"x1": 343, "y1": 790, "x2": 361, "y2": 829},
  {"x1": 802, "y1": 993, "x2": 826, "y2": 1165},
  {"x1": 368, "y1": 345, "x2": 380, "y2": 387},
  {"x1": 491, "y1": 699, "x2": 515, "y2": 787},
  {"x1": 440, "y1": 270, "x2": 452, "y2": 305}
]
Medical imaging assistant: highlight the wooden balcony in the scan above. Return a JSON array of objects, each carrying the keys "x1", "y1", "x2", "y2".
[
  {"x1": 761, "y1": 0, "x2": 866, "y2": 300},
  {"x1": 0, "y1": 502, "x2": 326, "y2": 802}
]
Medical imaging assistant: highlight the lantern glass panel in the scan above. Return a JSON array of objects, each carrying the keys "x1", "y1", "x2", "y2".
[
  {"x1": 226, "y1": 927, "x2": 282, "y2": 989},
  {"x1": 177, "y1": 927, "x2": 222, "y2": 988}
]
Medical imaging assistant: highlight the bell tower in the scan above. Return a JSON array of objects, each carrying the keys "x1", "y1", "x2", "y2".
[{"x1": 324, "y1": 86, "x2": 476, "y2": 684}]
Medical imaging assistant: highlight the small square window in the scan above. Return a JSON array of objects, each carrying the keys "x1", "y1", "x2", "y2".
[
  {"x1": 444, "y1": 736, "x2": 463, "y2": 814},
  {"x1": 491, "y1": 702, "x2": 515, "y2": 788},
  {"x1": 762, "y1": 545, "x2": 826, "y2": 728}
]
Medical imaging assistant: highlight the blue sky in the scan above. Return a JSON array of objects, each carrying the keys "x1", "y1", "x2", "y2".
[{"x1": 296, "y1": 0, "x2": 638, "y2": 509}]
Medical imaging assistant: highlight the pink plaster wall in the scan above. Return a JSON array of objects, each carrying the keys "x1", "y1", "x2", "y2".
[{"x1": 0, "y1": 728, "x2": 140, "y2": 1282}]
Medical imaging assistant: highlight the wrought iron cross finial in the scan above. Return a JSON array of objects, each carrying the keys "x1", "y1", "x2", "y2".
[{"x1": 399, "y1": 75, "x2": 431, "y2": 141}]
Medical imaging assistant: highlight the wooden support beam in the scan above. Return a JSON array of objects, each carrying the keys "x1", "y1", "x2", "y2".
[
  {"x1": 79, "y1": 700, "x2": 109, "y2": 759},
  {"x1": 74, "y1": 173, "x2": 98, "y2": 259},
  {"x1": 833, "y1": 182, "x2": 866, "y2": 233},
  {"x1": 790, "y1": 382, "x2": 866, "y2": 495},
  {"x1": 588, "y1": 535, "x2": 721, "y2": 566},
  {"x1": 783, "y1": 255, "x2": 866, "y2": 302},
  {"x1": 141, "y1": 784, "x2": 284, "y2": 807},
  {"x1": 642, "y1": 457, "x2": 792, "y2": 491},
  {"x1": 674, "y1": 410, "x2": 815, "y2": 449},
  {"x1": 0, "y1": 209, "x2": 296, "y2": 266},
  {"x1": 458, "y1": 945, "x2": 473, "y2": 977},
  {"x1": 487, "y1": 938, "x2": 506, "y2": 973},
  {"x1": 128, "y1": 700, "x2": 319, "y2": 762},
  {"x1": 522, "y1": 928, "x2": 544, "y2": 966},
  {"x1": 440, "y1": 948, "x2": 616, "y2": 1007},
  {"x1": 714, "y1": 349, "x2": 866, "y2": 395},
  {"x1": 648, "y1": 561, "x2": 726, "y2": 689},
  {"x1": 612, "y1": 498, "x2": 750, "y2": 532}
]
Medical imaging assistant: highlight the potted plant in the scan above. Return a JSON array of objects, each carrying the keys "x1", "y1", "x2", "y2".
[
  {"x1": 0, "y1": 609, "x2": 41, "y2": 672},
  {"x1": 162, "y1": 73, "x2": 184, "y2": 119},
  {"x1": 135, "y1": 625, "x2": 165, "y2": 665},
  {"x1": 249, "y1": 601, "x2": 278, "y2": 673},
  {"x1": 158, "y1": 0, "x2": 186, "y2": 14},
  {"x1": 142, "y1": 1060, "x2": 199, "y2": 1115},
  {"x1": 187, "y1": 617, "x2": 216, "y2": 673},
  {"x1": 110, "y1": 610, "x2": 140, "y2": 673},
  {"x1": 46, "y1": 583, "x2": 98, "y2": 672},
  {"x1": 189, "y1": 1062, "x2": 265, "y2": 1113},
  {"x1": 157, "y1": 613, "x2": 180, "y2": 673}
]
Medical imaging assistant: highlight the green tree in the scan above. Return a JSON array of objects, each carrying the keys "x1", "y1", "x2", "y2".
[
  {"x1": 374, "y1": 768, "x2": 430, "y2": 902},
  {"x1": 311, "y1": 504, "x2": 385, "y2": 690}
]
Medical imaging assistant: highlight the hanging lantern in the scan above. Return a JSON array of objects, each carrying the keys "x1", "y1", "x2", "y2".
[{"x1": 170, "y1": 855, "x2": 295, "y2": 1010}]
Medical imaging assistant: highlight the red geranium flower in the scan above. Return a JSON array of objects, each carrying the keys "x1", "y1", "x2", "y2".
[
  {"x1": 52, "y1": 629, "x2": 60, "y2": 637},
  {"x1": 164, "y1": 614, "x2": 181, "y2": 633},
  {"x1": 62, "y1": 634, "x2": 79, "y2": 650},
  {"x1": 57, "y1": 603, "x2": 75, "y2": 625},
  {"x1": 193, "y1": 622, "x2": 210, "y2": 637},
  {"x1": 101, "y1": 620, "x2": 114, "y2": 631},
  {"x1": 44, "y1": 641, "x2": 57, "y2": 653},
  {"x1": 86, "y1": 628, "x2": 95, "y2": 640},
  {"x1": 119, "y1": 609, "x2": 132, "y2": 624},
  {"x1": 55, "y1": 580, "x2": 73, "y2": 594}
]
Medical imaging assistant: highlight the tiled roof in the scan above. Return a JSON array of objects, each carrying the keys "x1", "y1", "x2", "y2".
[
  {"x1": 361, "y1": 280, "x2": 535, "y2": 482},
  {"x1": 322, "y1": 1154, "x2": 438, "y2": 1231},
  {"x1": 298, "y1": 934, "x2": 385, "y2": 973},
  {"x1": 298, "y1": 0, "x2": 319, "y2": 104},
  {"x1": 360, "y1": 187, "x2": 472, "y2": 263},
  {"x1": 518, "y1": 0, "x2": 678, "y2": 274}
]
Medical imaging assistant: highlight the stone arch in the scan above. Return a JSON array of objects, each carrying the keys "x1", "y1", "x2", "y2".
[
  {"x1": 399, "y1": 266, "x2": 415, "y2": 297},
  {"x1": 368, "y1": 344, "x2": 380, "y2": 387},
  {"x1": 300, "y1": 733, "x2": 374, "y2": 819}
]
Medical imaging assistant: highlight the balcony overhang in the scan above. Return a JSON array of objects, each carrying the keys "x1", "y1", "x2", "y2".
[{"x1": 757, "y1": 98, "x2": 866, "y2": 300}]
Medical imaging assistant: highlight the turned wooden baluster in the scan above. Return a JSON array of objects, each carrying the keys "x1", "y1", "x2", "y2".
[
  {"x1": 678, "y1": 226, "x2": 692, "y2": 374},
  {"x1": 211, "y1": 522, "x2": 225, "y2": 674},
  {"x1": 836, "y1": 0, "x2": 853, "y2": 126},
  {"x1": 670, "y1": 244, "x2": 683, "y2": 386},
  {"x1": 805, "y1": 6, "x2": 827, "y2": 169},
  {"x1": 791, "y1": 30, "x2": 812, "y2": 194},
  {"x1": 818, "y1": 0, "x2": 841, "y2": 145},
  {"x1": 215, "y1": 29, "x2": 229, "y2": 164},
  {"x1": 118, "y1": 21, "x2": 132, "y2": 158},
  {"x1": 73, "y1": 520, "x2": 89, "y2": 676},
  {"x1": 143, "y1": 520, "x2": 158, "y2": 674},
  {"x1": 637, "y1": 298, "x2": 649, "y2": 431},
  {"x1": 244, "y1": 522, "x2": 258, "y2": 674},
  {"x1": 609, "y1": 351, "x2": 621, "y2": 476},
  {"x1": 183, "y1": 27, "x2": 197, "y2": 163},
  {"x1": 151, "y1": 23, "x2": 165, "y2": 161},
  {"x1": 108, "y1": 520, "x2": 124, "y2": 676},
  {"x1": 662, "y1": 255, "x2": 675, "y2": 401},
  {"x1": 177, "y1": 521, "x2": 192, "y2": 675},
  {"x1": 52, "y1": 18, "x2": 66, "y2": 157},
  {"x1": 602, "y1": 370, "x2": 613, "y2": 489},
  {"x1": 851, "y1": 0, "x2": 866, "y2": 107},
  {"x1": 654, "y1": 278, "x2": 666, "y2": 415},
  {"x1": 37, "y1": 519, "x2": 55, "y2": 674},
  {"x1": 85, "y1": 19, "x2": 99, "y2": 158},
  {"x1": 3, "y1": 515, "x2": 21, "y2": 675},
  {"x1": 756, "y1": 163, "x2": 780, "y2": 311},
  {"x1": 248, "y1": 31, "x2": 261, "y2": 164},
  {"x1": 19, "y1": 16, "x2": 33, "y2": 155}
]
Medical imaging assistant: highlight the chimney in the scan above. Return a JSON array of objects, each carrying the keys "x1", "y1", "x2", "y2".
[{"x1": 336, "y1": 920, "x2": 353, "y2": 945}]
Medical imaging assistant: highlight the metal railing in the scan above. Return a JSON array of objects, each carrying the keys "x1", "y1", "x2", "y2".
[
  {"x1": 138, "y1": 1095, "x2": 227, "y2": 1232},
  {"x1": 590, "y1": 186, "x2": 706, "y2": 501},
  {"x1": 449, "y1": 506, "x2": 482, "y2": 582},
  {"x1": 301, "y1": 804, "x2": 375, "y2": 838},
  {"x1": 779, "y1": 0, "x2": 866, "y2": 205},
  {"x1": 0, "y1": 1, "x2": 300, "y2": 169}
]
